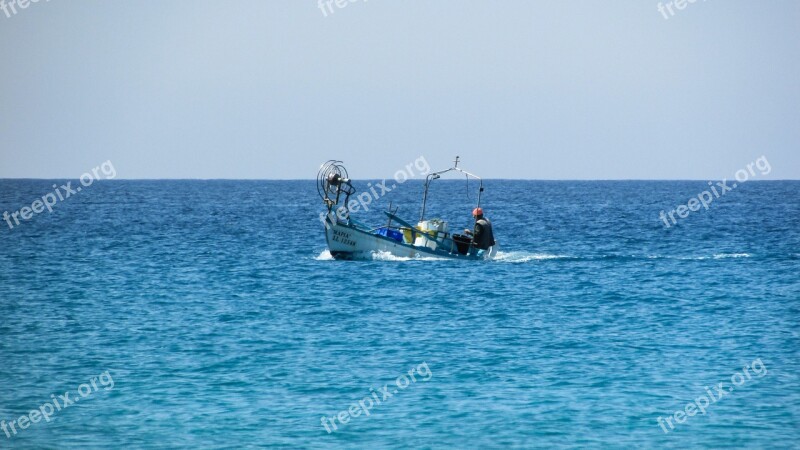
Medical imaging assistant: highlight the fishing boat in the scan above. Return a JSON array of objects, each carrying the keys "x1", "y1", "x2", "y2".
[{"x1": 317, "y1": 157, "x2": 498, "y2": 260}]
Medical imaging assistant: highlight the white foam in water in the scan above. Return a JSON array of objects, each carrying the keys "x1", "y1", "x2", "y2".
[
  {"x1": 370, "y1": 250, "x2": 446, "y2": 261},
  {"x1": 318, "y1": 249, "x2": 753, "y2": 262},
  {"x1": 645, "y1": 254, "x2": 753, "y2": 261},
  {"x1": 315, "y1": 250, "x2": 335, "y2": 261},
  {"x1": 315, "y1": 250, "x2": 445, "y2": 261},
  {"x1": 713, "y1": 253, "x2": 752, "y2": 259},
  {"x1": 493, "y1": 251, "x2": 569, "y2": 263}
]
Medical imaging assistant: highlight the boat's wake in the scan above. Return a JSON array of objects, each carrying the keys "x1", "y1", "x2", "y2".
[
  {"x1": 370, "y1": 250, "x2": 448, "y2": 261},
  {"x1": 314, "y1": 250, "x2": 447, "y2": 261},
  {"x1": 645, "y1": 253, "x2": 753, "y2": 260},
  {"x1": 492, "y1": 251, "x2": 571, "y2": 263},
  {"x1": 711, "y1": 253, "x2": 751, "y2": 259},
  {"x1": 493, "y1": 252, "x2": 756, "y2": 262},
  {"x1": 315, "y1": 250, "x2": 756, "y2": 262}
]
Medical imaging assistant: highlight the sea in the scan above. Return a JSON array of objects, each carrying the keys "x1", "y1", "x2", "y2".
[{"x1": 0, "y1": 179, "x2": 798, "y2": 449}]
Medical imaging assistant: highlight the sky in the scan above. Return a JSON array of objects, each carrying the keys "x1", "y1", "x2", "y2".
[{"x1": 0, "y1": 0, "x2": 798, "y2": 180}]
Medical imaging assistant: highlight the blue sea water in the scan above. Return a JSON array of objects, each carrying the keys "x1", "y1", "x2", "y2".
[{"x1": 0, "y1": 178, "x2": 798, "y2": 449}]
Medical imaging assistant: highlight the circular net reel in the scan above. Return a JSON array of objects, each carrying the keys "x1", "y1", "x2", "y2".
[{"x1": 317, "y1": 160, "x2": 355, "y2": 207}]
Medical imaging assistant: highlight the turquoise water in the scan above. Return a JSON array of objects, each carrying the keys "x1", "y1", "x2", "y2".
[{"x1": 1, "y1": 179, "x2": 798, "y2": 448}]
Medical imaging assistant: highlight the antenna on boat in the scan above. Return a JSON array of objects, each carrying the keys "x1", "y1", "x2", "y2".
[{"x1": 419, "y1": 156, "x2": 483, "y2": 222}]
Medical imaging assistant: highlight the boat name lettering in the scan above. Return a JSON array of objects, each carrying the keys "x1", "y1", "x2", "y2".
[{"x1": 332, "y1": 229, "x2": 357, "y2": 247}]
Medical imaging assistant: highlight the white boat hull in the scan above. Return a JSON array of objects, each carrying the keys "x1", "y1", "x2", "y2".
[{"x1": 323, "y1": 214, "x2": 496, "y2": 261}]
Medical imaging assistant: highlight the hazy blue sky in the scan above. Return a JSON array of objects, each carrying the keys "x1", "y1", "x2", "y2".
[{"x1": 0, "y1": 0, "x2": 798, "y2": 179}]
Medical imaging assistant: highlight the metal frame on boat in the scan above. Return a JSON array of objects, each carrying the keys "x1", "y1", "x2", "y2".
[{"x1": 317, "y1": 157, "x2": 498, "y2": 260}]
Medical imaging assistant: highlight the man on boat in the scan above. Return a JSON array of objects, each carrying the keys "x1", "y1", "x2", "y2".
[{"x1": 465, "y1": 208, "x2": 495, "y2": 253}]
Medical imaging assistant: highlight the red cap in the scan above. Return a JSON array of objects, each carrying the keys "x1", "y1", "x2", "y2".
[{"x1": 472, "y1": 208, "x2": 483, "y2": 216}]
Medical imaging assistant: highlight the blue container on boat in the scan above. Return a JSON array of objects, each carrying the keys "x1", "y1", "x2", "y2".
[{"x1": 375, "y1": 227, "x2": 404, "y2": 242}]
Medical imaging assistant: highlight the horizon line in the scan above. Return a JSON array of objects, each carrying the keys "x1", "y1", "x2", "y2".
[{"x1": 0, "y1": 178, "x2": 798, "y2": 182}]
